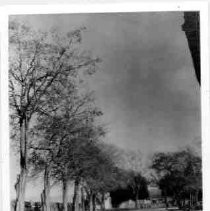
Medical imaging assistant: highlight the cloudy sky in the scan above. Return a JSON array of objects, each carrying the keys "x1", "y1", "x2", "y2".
[{"x1": 10, "y1": 12, "x2": 201, "y2": 200}]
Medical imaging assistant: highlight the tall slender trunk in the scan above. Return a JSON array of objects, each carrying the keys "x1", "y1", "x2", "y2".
[
  {"x1": 176, "y1": 195, "x2": 181, "y2": 210},
  {"x1": 100, "y1": 193, "x2": 105, "y2": 211},
  {"x1": 41, "y1": 165, "x2": 51, "y2": 211},
  {"x1": 63, "y1": 177, "x2": 68, "y2": 211},
  {"x1": 164, "y1": 190, "x2": 168, "y2": 208},
  {"x1": 195, "y1": 190, "x2": 198, "y2": 205},
  {"x1": 89, "y1": 192, "x2": 93, "y2": 211},
  {"x1": 73, "y1": 179, "x2": 80, "y2": 211},
  {"x1": 81, "y1": 186, "x2": 85, "y2": 211},
  {"x1": 189, "y1": 192, "x2": 192, "y2": 210},
  {"x1": 92, "y1": 193, "x2": 96, "y2": 211},
  {"x1": 15, "y1": 118, "x2": 28, "y2": 211},
  {"x1": 135, "y1": 192, "x2": 139, "y2": 209}
]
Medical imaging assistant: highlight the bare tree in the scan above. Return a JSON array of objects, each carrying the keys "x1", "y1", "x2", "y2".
[
  {"x1": 29, "y1": 88, "x2": 102, "y2": 211},
  {"x1": 9, "y1": 20, "x2": 100, "y2": 211},
  {"x1": 30, "y1": 74, "x2": 104, "y2": 211},
  {"x1": 55, "y1": 122, "x2": 105, "y2": 211},
  {"x1": 57, "y1": 125, "x2": 105, "y2": 211}
]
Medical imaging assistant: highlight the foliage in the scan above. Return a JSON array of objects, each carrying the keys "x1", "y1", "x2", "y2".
[
  {"x1": 9, "y1": 19, "x2": 100, "y2": 145},
  {"x1": 151, "y1": 148, "x2": 202, "y2": 208},
  {"x1": 110, "y1": 169, "x2": 149, "y2": 208},
  {"x1": 9, "y1": 19, "x2": 101, "y2": 211}
]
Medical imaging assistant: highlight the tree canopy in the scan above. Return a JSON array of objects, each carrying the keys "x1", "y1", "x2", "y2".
[{"x1": 151, "y1": 148, "x2": 202, "y2": 209}]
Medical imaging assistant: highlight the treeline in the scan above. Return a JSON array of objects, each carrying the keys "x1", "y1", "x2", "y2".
[
  {"x1": 151, "y1": 148, "x2": 202, "y2": 210},
  {"x1": 9, "y1": 19, "x2": 202, "y2": 211},
  {"x1": 9, "y1": 20, "x2": 150, "y2": 211},
  {"x1": 9, "y1": 20, "x2": 110, "y2": 211},
  {"x1": 110, "y1": 170, "x2": 149, "y2": 208}
]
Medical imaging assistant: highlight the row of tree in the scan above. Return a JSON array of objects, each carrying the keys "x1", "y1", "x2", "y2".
[
  {"x1": 9, "y1": 19, "x2": 150, "y2": 211},
  {"x1": 110, "y1": 170, "x2": 149, "y2": 208},
  {"x1": 9, "y1": 19, "x2": 202, "y2": 211},
  {"x1": 151, "y1": 148, "x2": 202, "y2": 209},
  {"x1": 9, "y1": 20, "x2": 109, "y2": 211}
]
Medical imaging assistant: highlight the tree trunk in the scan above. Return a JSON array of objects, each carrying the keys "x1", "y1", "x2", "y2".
[
  {"x1": 41, "y1": 166, "x2": 51, "y2": 211},
  {"x1": 73, "y1": 179, "x2": 80, "y2": 211},
  {"x1": 195, "y1": 190, "x2": 198, "y2": 205},
  {"x1": 164, "y1": 194, "x2": 168, "y2": 208},
  {"x1": 92, "y1": 193, "x2": 96, "y2": 211},
  {"x1": 81, "y1": 186, "x2": 85, "y2": 211},
  {"x1": 89, "y1": 192, "x2": 93, "y2": 211},
  {"x1": 135, "y1": 192, "x2": 139, "y2": 209},
  {"x1": 100, "y1": 193, "x2": 105, "y2": 211},
  {"x1": 15, "y1": 118, "x2": 28, "y2": 211},
  {"x1": 176, "y1": 195, "x2": 181, "y2": 210},
  {"x1": 63, "y1": 177, "x2": 68, "y2": 211}
]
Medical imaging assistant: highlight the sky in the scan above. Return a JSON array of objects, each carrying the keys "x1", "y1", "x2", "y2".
[{"x1": 10, "y1": 12, "x2": 201, "y2": 201}]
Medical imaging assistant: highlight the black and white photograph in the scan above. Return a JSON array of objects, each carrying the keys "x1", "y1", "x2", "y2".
[{"x1": 3, "y1": 3, "x2": 209, "y2": 211}]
